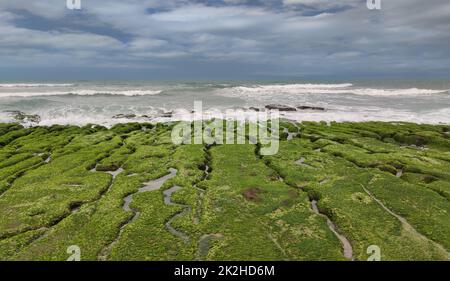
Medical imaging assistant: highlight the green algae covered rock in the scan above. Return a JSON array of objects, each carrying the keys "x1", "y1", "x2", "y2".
[{"x1": 0, "y1": 121, "x2": 449, "y2": 261}]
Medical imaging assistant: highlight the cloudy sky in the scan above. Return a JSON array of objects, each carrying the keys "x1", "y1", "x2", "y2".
[{"x1": 0, "y1": 0, "x2": 449, "y2": 80}]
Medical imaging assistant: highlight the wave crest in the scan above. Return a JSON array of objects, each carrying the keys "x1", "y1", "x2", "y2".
[
  {"x1": 0, "y1": 83, "x2": 75, "y2": 88},
  {"x1": 219, "y1": 84, "x2": 448, "y2": 98},
  {"x1": 0, "y1": 90, "x2": 163, "y2": 97}
]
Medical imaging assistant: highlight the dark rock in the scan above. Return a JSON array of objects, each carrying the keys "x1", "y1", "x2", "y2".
[
  {"x1": 112, "y1": 113, "x2": 136, "y2": 119},
  {"x1": 297, "y1": 106, "x2": 326, "y2": 111},
  {"x1": 265, "y1": 104, "x2": 296, "y2": 111},
  {"x1": 249, "y1": 107, "x2": 260, "y2": 112},
  {"x1": 5, "y1": 110, "x2": 41, "y2": 123},
  {"x1": 160, "y1": 111, "x2": 173, "y2": 118},
  {"x1": 4, "y1": 110, "x2": 22, "y2": 115}
]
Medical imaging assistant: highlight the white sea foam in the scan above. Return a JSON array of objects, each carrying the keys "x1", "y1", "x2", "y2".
[
  {"x1": 250, "y1": 83, "x2": 354, "y2": 89},
  {"x1": 1, "y1": 82, "x2": 449, "y2": 126},
  {"x1": 218, "y1": 84, "x2": 448, "y2": 98},
  {"x1": 0, "y1": 90, "x2": 163, "y2": 97},
  {"x1": 0, "y1": 83, "x2": 75, "y2": 88},
  {"x1": 3, "y1": 106, "x2": 448, "y2": 127},
  {"x1": 228, "y1": 83, "x2": 352, "y2": 93},
  {"x1": 347, "y1": 88, "x2": 448, "y2": 96}
]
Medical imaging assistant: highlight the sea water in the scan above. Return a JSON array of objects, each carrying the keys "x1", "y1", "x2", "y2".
[{"x1": 0, "y1": 80, "x2": 449, "y2": 126}]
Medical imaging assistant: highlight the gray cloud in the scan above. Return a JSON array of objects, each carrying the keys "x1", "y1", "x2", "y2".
[{"x1": 0, "y1": 0, "x2": 449, "y2": 79}]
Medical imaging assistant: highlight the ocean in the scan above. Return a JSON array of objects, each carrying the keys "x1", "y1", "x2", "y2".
[{"x1": 0, "y1": 80, "x2": 449, "y2": 126}]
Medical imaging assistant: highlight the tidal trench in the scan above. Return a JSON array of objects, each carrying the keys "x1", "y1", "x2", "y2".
[
  {"x1": 99, "y1": 145, "x2": 216, "y2": 260},
  {"x1": 194, "y1": 163, "x2": 225, "y2": 261},
  {"x1": 99, "y1": 167, "x2": 183, "y2": 260},
  {"x1": 13, "y1": 128, "x2": 354, "y2": 260},
  {"x1": 2, "y1": 162, "x2": 125, "y2": 253},
  {"x1": 287, "y1": 124, "x2": 449, "y2": 260},
  {"x1": 265, "y1": 126, "x2": 355, "y2": 260},
  {"x1": 362, "y1": 185, "x2": 450, "y2": 258},
  {"x1": 56, "y1": 126, "x2": 356, "y2": 260}
]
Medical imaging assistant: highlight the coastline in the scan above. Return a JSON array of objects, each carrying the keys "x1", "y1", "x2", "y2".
[
  {"x1": 2, "y1": 81, "x2": 450, "y2": 126},
  {"x1": 3, "y1": 0, "x2": 450, "y2": 267}
]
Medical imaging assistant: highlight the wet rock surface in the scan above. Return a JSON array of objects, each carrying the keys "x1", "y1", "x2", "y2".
[
  {"x1": 112, "y1": 113, "x2": 137, "y2": 119},
  {"x1": 297, "y1": 105, "x2": 326, "y2": 111},
  {"x1": 4, "y1": 110, "x2": 41, "y2": 124},
  {"x1": 265, "y1": 104, "x2": 297, "y2": 111}
]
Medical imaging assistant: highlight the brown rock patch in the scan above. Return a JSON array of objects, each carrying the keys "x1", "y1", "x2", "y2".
[{"x1": 242, "y1": 187, "x2": 263, "y2": 202}]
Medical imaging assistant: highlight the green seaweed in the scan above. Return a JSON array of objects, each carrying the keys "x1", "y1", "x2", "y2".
[{"x1": 0, "y1": 121, "x2": 449, "y2": 261}]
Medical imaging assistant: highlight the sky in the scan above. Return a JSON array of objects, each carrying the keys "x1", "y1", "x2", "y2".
[{"x1": 0, "y1": 0, "x2": 449, "y2": 80}]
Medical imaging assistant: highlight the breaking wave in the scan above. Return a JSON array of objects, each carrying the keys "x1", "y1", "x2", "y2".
[
  {"x1": 0, "y1": 83, "x2": 75, "y2": 88},
  {"x1": 218, "y1": 84, "x2": 448, "y2": 98},
  {"x1": 1, "y1": 81, "x2": 449, "y2": 126},
  {"x1": 0, "y1": 90, "x2": 163, "y2": 97}
]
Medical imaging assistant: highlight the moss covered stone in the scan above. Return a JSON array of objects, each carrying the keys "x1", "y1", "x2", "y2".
[{"x1": 0, "y1": 121, "x2": 449, "y2": 261}]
